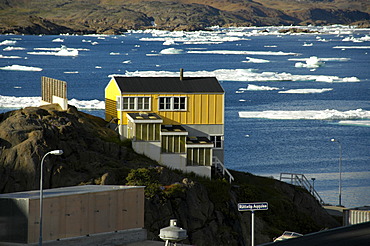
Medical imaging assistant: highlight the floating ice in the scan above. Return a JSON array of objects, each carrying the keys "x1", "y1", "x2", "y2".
[
  {"x1": 159, "y1": 48, "x2": 183, "y2": 54},
  {"x1": 163, "y1": 40, "x2": 176, "y2": 45},
  {"x1": 120, "y1": 69, "x2": 359, "y2": 83},
  {"x1": 3, "y1": 46, "x2": 25, "y2": 51},
  {"x1": 303, "y1": 43, "x2": 313, "y2": 46},
  {"x1": 245, "y1": 84, "x2": 279, "y2": 91},
  {"x1": 28, "y1": 45, "x2": 79, "y2": 56},
  {"x1": 238, "y1": 109, "x2": 370, "y2": 120},
  {"x1": 0, "y1": 40, "x2": 16, "y2": 46},
  {"x1": 110, "y1": 52, "x2": 120, "y2": 55},
  {"x1": 0, "y1": 54, "x2": 22, "y2": 59},
  {"x1": 0, "y1": 95, "x2": 105, "y2": 110},
  {"x1": 279, "y1": 88, "x2": 333, "y2": 94},
  {"x1": 0, "y1": 65, "x2": 42, "y2": 71},
  {"x1": 342, "y1": 35, "x2": 370, "y2": 43},
  {"x1": 187, "y1": 50, "x2": 299, "y2": 56},
  {"x1": 122, "y1": 60, "x2": 131, "y2": 64},
  {"x1": 295, "y1": 56, "x2": 324, "y2": 68},
  {"x1": 64, "y1": 71, "x2": 79, "y2": 74},
  {"x1": 338, "y1": 120, "x2": 370, "y2": 127},
  {"x1": 243, "y1": 57, "x2": 270, "y2": 63},
  {"x1": 52, "y1": 38, "x2": 64, "y2": 42},
  {"x1": 55, "y1": 45, "x2": 78, "y2": 56},
  {"x1": 68, "y1": 99, "x2": 105, "y2": 110},
  {"x1": 333, "y1": 46, "x2": 370, "y2": 49},
  {"x1": 0, "y1": 95, "x2": 41, "y2": 108}
]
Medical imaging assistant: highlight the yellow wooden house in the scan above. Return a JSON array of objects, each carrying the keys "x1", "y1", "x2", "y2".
[{"x1": 105, "y1": 72, "x2": 233, "y2": 181}]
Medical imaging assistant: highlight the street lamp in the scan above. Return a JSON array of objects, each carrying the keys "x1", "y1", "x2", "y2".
[
  {"x1": 331, "y1": 138, "x2": 342, "y2": 207},
  {"x1": 39, "y1": 150, "x2": 63, "y2": 246}
]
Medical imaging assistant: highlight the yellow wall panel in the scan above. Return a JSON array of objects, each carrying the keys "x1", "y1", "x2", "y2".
[{"x1": 110, "y1": 92, "x2": 224, "y2": 126}]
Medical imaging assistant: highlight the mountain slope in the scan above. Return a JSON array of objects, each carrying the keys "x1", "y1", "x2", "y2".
[{"x1": 0, "y1": 0, "x2": 369, "y2": 34}]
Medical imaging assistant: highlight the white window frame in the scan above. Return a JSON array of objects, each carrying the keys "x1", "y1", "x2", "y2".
[
  {"x1": 158, "y1": 96, "x2": 187, "y2": 111},
  {"x1": 209, "y1": 135, "x2": 223, "y2": 149},
  {"x1": 117, "y1": 96, "x2": 151, "y2": 111}
]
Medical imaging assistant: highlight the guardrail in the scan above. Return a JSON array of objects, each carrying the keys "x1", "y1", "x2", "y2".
[
  {"x1": 280, "y1": 173, "x2": 325, "y2": 205},
  {"x1": 213, "y1": 156, "x2": 234, "y2": 183}
]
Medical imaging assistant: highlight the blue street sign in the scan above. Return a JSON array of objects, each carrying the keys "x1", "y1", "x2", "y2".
[{"x1": 238, "y1": 202, "x2": 268, "y2": 211}]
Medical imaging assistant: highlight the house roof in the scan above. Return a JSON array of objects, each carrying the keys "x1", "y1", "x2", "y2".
[{"x1": 113, "y1": 76, "x2": 224, "y2": 93}]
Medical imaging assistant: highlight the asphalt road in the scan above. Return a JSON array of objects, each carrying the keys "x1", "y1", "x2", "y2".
[{"x1": 260, "y1": 222, "x2": 370, "y2": 246}]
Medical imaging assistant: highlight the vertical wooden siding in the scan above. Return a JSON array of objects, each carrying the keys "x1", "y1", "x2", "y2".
[
  {"x1": 41, "y1": 76, "x2": 67, "y2": 103},
  {"x1": 108, "y1": 93, "x2": 224, "y2": 125}
]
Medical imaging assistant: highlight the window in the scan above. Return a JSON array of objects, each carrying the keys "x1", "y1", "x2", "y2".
[
  {"x1": 161, "y1": 135, "x2": 186, "y2": 153},
  {"x1": 159, "y1": 97, "x2": 171, "y2": 110},
  {"x1": 159, "y1": 97, "x2": 186, "y2": 111},
  {"x1": 135, "y1": 123, "x2": 160, "y2": 141},
  {"x1": 117, "y1": 96, "x2": 151, "y2": 111},
  {"x1": 210, "y1": 135, "x2": 223, "y2": 149},
  {"x1": 187, "y1": 148, "x2": 211, "y2": 166}
]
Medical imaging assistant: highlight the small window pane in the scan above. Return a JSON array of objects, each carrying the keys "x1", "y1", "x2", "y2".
[
  {"x1": 144, "y1": 97, "x2": 150, "y2": 110},
  {"x1": 123, "y1": 97, "x2": 129, "y2": 110},
  {"x1": 180, "y1": 97, "x2": 186, "y2": 110},
  {"x1": 129, "y1": 98, "x2": 135, "y2": 109},
  {"x1": 137, "y1": 98, "x2": 143, "y2": 110},
  {"x1": 174, "y1": 97, "x2": 180, "y2": 110}
]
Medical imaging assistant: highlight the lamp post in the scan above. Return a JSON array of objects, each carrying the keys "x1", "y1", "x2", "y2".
[
  {"x1": 39, "y1": 150, "x2": 63, "y2": 246},
  {"x1": 331, "y1": 138, "x2": 342, "y2": 207}
]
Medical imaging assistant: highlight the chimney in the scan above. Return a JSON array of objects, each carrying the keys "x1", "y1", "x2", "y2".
[{"x1": 180, "y1": 68, "x2": 184, "y2": 80}]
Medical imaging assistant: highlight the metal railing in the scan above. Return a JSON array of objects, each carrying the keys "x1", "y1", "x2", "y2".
[
  {"x1": 280, "y1": 173, "x2": 325, "y2": 205},
  {"x1": 213, "y1": 156, "x2": 234, "y2": 183}
]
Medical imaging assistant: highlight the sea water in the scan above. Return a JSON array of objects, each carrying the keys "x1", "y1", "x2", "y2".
[{"x1": 0, "y1": 26, "x2": 369, "y2": 208}]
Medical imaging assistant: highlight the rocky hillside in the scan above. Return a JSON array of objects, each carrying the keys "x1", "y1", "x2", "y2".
[
  {"x1": 0, "y1": 104, "x2": 340, "y2": 245},
  {"x1": 0, "y1": 0, "x2": 369, "y2": 34}
]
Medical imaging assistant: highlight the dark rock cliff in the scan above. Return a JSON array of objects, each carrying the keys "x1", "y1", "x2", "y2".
[{"x1": 0, "y1": 105, "x2": 340, "y2": 245}]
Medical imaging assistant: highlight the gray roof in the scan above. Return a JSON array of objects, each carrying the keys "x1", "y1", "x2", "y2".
[{"x1": 114, "y1": 76, "x2": 224, "y2": 93}]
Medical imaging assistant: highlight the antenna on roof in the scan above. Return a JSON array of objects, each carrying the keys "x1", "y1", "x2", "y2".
[{"x1": 180, "y1": 68, "x2": 184, "y2": 80}]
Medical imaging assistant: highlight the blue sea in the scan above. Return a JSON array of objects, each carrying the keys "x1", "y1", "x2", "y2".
[{"x1": 1, "y1": 26, "x2": 369, "y2": 208}]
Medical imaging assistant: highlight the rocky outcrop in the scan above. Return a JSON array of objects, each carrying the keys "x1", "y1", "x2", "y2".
[
  {"x1": 0, "y1": 105, "x2": 340, "y2": 245},
  {"x1": 0, "y1": 104, "x2": 151, "y2": 193},
  {"x1": 0, "y1": 0, "x2": 369, "y2": 34}
]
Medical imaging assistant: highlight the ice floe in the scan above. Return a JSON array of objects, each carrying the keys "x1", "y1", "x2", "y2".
[
  {"x1": 0, "y1": 95, "x2": 41, "y2": 108},
  {"x1": 0, "y1": 40, "x2": 17, "y2": 46},
  {"x1": 120, "y1": 69, "x2": 360, "y2": 83},
  {"x1": 0, "y1": 65, "x2": 42, "y2": 71},
  {"x1": 333, "y1": 46, "x2": 370, "y2": 49},
  {"x1": 68, "y1": 99, "x2": 105, "y2": 110},
  {"x1": 3, "y1": 46, "x2": 25, "y2": 51},
  {"x1": 338, "y1": 120, "x2": 370, "y2": 127},
  {"x1": 0, "y1": 54, "x2": 22, "y2": 59},
  {"x1": 243, "y1": 57, "x2": 270, "y2": 63},
  {"x1": 52, "y1": 38, "x2": 64, "y2": 42},
  {"x1": 295, "y1": 56, "x2": 324, "y2": 68},
  {"x1": 238, "y1": 109, "x2": 370, "y2": 120},
  {"x1": 278, "y1": 88, "x2": 333, "y2": 94},
  {"x1": 187, "y1": 50, "x2": 299, "y2": 56},
  {"x1": 245, "y1": 84, "x2": 279, "y2": 91},
  {"x1": 159, "y1": 48, "x2": 183, "y2": 54},
  {"x1": 27, "y1": 45, "x2": 83, "y2": 56},
  {"x1": 0, "y1": 95, "x2": 105, "y2": 110}
]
